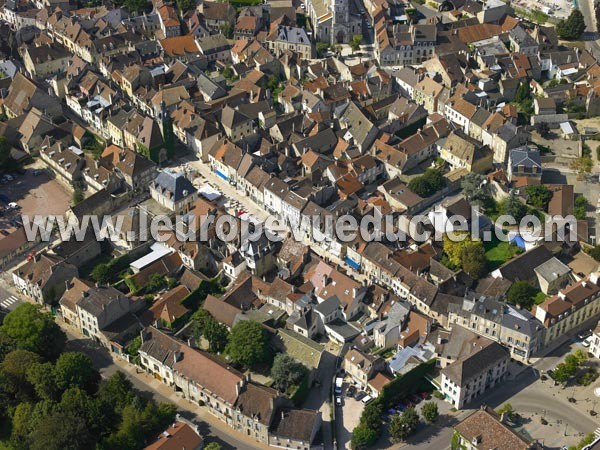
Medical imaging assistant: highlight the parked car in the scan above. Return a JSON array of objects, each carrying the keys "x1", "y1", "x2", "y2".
[
  {"x1": 335, "y1": 396, "x2": 342, "y2": 407},
  {"x1": 7, "y1": 202, "x2": 18, "y2": 209},
  {"x1": 33, "y1": 169, "x2": 43, "y2": 176},
  {"x1": 578, "y1": 330, "x2": 592, "y2": 341},
  {"x1": 582, "y1": 336, "x2": 593, "y2": 348},
  {"x1": 354, "y1": 391, "x2": 366, "y2": 401},
  {"x1": 361, "y1": 395, "x2": 374, "y2": 405},
  {"x1": 346, "y1": 386, "x2": 356, "y2": 397}
]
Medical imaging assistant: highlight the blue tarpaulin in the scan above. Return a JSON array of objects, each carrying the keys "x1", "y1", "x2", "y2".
[
  {"x1": 345, "y1": 257, "x2": 360, "y2": 270},
  {"x1": 215, "y1": 169, "x2": 228, "y2": 181},
  {"x1": 510, "y1": 234, "x2": 526, "y2": 249}
]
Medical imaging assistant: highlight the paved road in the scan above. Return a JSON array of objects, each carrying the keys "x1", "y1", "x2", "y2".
[{"x1": 0, "y1": 285, "x2": 23, "y2": 312}]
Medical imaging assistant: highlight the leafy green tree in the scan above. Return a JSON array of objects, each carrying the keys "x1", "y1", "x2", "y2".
[
  {"x1": 553, "y1": 362, "x2": 576, "y2": 383},
  {"x1": 360, "y1": 400, "x2": 383, "y2": 430},
  {"x1": 29, "y1": 410, "x2": 94, "y2": 450},
  {"x1": 501, "y1": 193, "x2": 528, "y2": 222},
  {"x1": 587, "y1": 245, "x2": 600, "y2": 261},
  {"x1": 53, "y1": 352, "x2": 100, "y2": 394},
  {"x1": 460, "y1": 172, "x2": 489, "y2": 204},
  {"x1": 316, "y1": 42, "x2": 330, "y2": 57},
  {"x1": 497, "y1": 403, "x2": 516, "y2": 420},
  {"x1": 271, "y1": 354, "x2": 308, "y2": 393},
  {"x1": 0, "y1": 135, "x2": 14, "y2": 172},
  {"x1": 92, "y1": 263, "x2": 112, "y2": 284},
  {"x1": 0, "y1": 304, "x2": 66, "y2": 360},
  {"x1": 421, "y1": 401, "x2": 439, "y2": 423},
  {"x1": 205, "y1": 443, "x2": 223, "y2": 450},
  {"x1": 408, "y1": 168, "x2": 445, "y2": 197},
  {"x1": 204, "y1": 318, "x2": 229, "y2": 353},
  {"x1": 515, "y1": 81, "x2": 531, "y2": 104},
  {"x1": 226, "y1": 321, "x2": 271, "y2": 368},
  {"x1": 350, "y1": 35, "x2": 362, "y2": 52},
  {"x1": 525, "y1": 185, "x2": 553, "y2": 211},
  {"x1": 176, "y1": 0, "x2": 195, "y2": 12},
  {"x1": 351, "y1": 424, "x2": 378, "y2": 449},
  {"x1": 220, "y1": 22, "x2": 233, "y2": 39},
  {"x1": 461, "y1": 243, "x2": 487, "y2": 279},
  {"x1": 574, "y1": 196, "x2": 588, "y2": 220},
  {"x1": 73, "y1": 188, "x2": 84, "y2": 205},
  {"x1": 125, "y1": 0, "x2": 148, "y2": 14},
  {"x1": 96, "y1": 371, "x2": 135, "y2": 414},
  {"x1": 557, "y1": 9, "x2": 586, "y2": 40},
  {"x1": 26, "y1": 361, "x2": 57, "y2": 400},
  {"x1": 506, "y1": 281, "x2": 538, "y2": 309},
  {"x1": 389, "y1": 407, "x2": 419, "y2": 442}
]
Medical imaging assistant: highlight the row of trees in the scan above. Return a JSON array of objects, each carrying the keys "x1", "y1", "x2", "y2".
[
  {"x1": 352, "y1": 395, "x2": 439, "y2": 448},
  {"x1": 0, "y1": 304, "x2": 177, "y2": 450}
]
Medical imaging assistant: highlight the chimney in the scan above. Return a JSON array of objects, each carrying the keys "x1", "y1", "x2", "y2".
[
  {"x1": 322, "y1": 274, "x2": 328, "y2": 286},
  {"x1": 352, "y1": 287, "x2": 359, "y2": 298}
]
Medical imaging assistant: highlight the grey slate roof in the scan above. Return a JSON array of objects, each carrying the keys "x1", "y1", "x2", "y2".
[{"x1": 153, "y1": 169, "x2": 195, "y2": 202}]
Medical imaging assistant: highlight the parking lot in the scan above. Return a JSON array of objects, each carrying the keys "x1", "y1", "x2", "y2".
[
  {"x1": 0, "y1": 164, "x2": 72, "y2": 218},
  {"x1": 335, "y1": 381, "x2": 364, "y2": 449}
]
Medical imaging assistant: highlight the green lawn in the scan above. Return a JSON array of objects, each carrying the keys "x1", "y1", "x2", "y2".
[{"x1": 484, "y1": 238, "x2": 522, "y2": 270}]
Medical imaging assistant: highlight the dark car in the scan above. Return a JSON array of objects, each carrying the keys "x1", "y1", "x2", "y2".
[
  {"x1": 354, "y1": 391, "x2": 366, "y2": 401},
  {"x1": 578, "y1": 330, "x2": 592, "y2": 341}
]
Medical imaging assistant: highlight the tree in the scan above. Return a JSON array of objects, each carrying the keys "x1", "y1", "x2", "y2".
[
  {"x1": 571, "y1": 157, "x2": 593, "y2": 178},
  {"x1": 0, "y1": 135, "x2": 13, "y2": 173},
  {"x1": 525, "y1": 185, "x2": 553, "y2": 211},
  {"x1": 351, "y1": 424, "x2": 378, "y2": 449},
  {"x1": 271, "y1": 354, "x2": 308, "y2": 393},
  {"x1": 72, "y1": 188, "x2": 84, "y2": 205},
  {"x1": 205, "y1": 443, "x2": 223, "y2": 450},
  {"x1": 536, "y1": 121, "x2": 551, "y2": 138},
  {"x1": 497, "y1": 403, "x2": 516, "y2": 420},
  {"x1": 443, "y1": 233, "x2": 484, "y2": 271},
  {"x1": 29, "y1": 410, "x2": 94, "y2": 450},
  {"x1": 92, "y1": 263, "x2": 112, "y2": 284},
  {"x1": 176, "y1": 0, "x2": 194, "y2": 12},
  {"x1": 557, "y1": 9, "x2": 586, "y2": 40},
  {"x1": 26, "y1": 361, "x2": 57, "y2": 400},
  {"x1": 501, "y1": 193, "x2": 528, "y2": 222},
  {"x1": 226, "y1": 321, "x2": 271, "y2": 368},
  {"x1": 574, "y1": 195, "x2": 588, "y2": 220},
  {"x1": 515, "y1": 81, "x2": 531, "y2": 104},
  {"x1": 421, "y1": 401, "x2": 439, "y2": 423},
  {"x1": 219, "y1": 22, "x2": 233, "y2": 39},
  {"x1": 461, "y1": 244, "x2": 487, "y2": 280},
  {"x1": 587, "y1": 245, "x2": 600, "y2": 261},
  {"x1": 204, "y1": 318, "x2": 229, "y2": 353},
  {"x1": 53, "y1": 352, "x2": 100, "y2": 394},
  {"x1": 553, "y1": 362, "x2": 576, "y2": 383},
  {"x1": 360, "y1": 400, "x2": 383, "y2": 430},
  {"x1": 460, "y1": 172, "x2": 489, "y2": 204},
  {"x1": 316, "y1": 42, "x2": 329, "y2": 57},
  {"x1": 389, "y1": 407, "x2": 419, "y2": 442},
  {"x1": 350, "y1": 35, "x2": 362, "y2": 52},
  {"x1": 408, "y1": 168, "x2": 445, "y2": 198},
  {"x1": 0, "y1": 303, "x2": 66, "y2": 360},
  {"x1": 506, "y1": 281, "x2": 538, "y2": 310}
]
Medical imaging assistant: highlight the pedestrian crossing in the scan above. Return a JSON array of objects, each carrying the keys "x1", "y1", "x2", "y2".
[{"x1": 0, "y1": 295, "x2": 18, "y2": 309}]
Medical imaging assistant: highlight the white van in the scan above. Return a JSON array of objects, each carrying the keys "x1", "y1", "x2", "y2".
[{"x1": 361, "y1": 395, "x2": 373, "y2": 405}]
